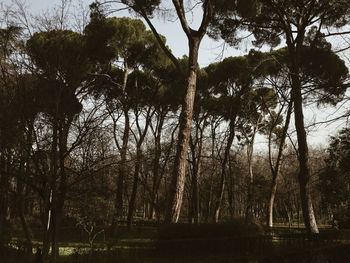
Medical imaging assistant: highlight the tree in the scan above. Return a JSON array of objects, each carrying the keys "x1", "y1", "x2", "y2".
[
  {"x1": 26, "y1": 29, "x2": 91, "y2": 260},
  {"x1": 204, "y1": 56, "x2": 252, "y2": 222},
  {"x1": 319, "y1": 127, "x2": 350, "y2": 224},
  {"x1": 85, "y1": 14, "x2": 171, "y2": 229},
  {"x1": 239, "y1": 87, "x2": 278, "y2": 222},
  {"x1": 248, "y1": 46, "x2": 349, "y2": 227},
  {"x1": 211, "y1": 0, "x2": 350, "y2": 233},
  {"x1": 0, "y1": 24, "x2": 25, "y2": 251},
  {"x1": 105, "y1": 0, "x2": 213, "y2": 223}
]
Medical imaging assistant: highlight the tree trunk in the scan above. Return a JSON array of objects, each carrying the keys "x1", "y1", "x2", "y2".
[
  {"x1": 284, "y1": 24, "x2": 319, "y2": 234},
  {"x1": 292, "y1": 76, "x2": 319, "y2": 234},
  {"x1": 245, "y1": 143, "x2": 255, "y2": 222},
  {"x1": 227, "y1": 155, "x2": 235, "y2": 219},
  {"x1": 17, "y1": 162, "x2": 33, "y2": 253},
  {"x1": 0, "y1": 151, "x2": 9, "y2": 247},
  {"x1": 267, "y1": 102, "x2": 292, "y2": 228},
  {"x1": 127, "y1": 149, "x2": 141, "y2": 229},
  {"x1": 50, "y1": 118, "x2": 70, "y2": 261},
  {"x1": 42, "y1": 116, "x2": 58, "y2": 261},
  {"x1": 149, "y1": 112, "x2": 165, "y2": 219},
  {"x1": 189, "y1": 122, "x2": 204, "y2": 224},
  {"x1": 111, "y1": 63, "x2": 130, "y2": 233},
  {"x1": 214, "y1": 118, "x2": 236, "y2": 223},
  {"x1": 165, "y1": 38, "x2": 200, "y2": 224}
]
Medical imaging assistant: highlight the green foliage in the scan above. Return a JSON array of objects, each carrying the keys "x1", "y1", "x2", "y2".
[
  {"x1": 158, "y1": 220, "x2": 263, "y2": 240},
  {"x1": 203, "y1": 55, "x2": 253, "y2": 120},
  {"x1": 121, "y1": 0, "x2": 161, "y2": 16},
  {"x1": 319, "y1": 128, "x2": 350, "y2": 219},
  {"x1": 247, "y1": 46, "x2": 349, "y2": 105},
  {"x1": 210, "y1": 0, "x2": 350, "y2": 49},
  {"x1": 27, "y1": 30, "x2": 90, "y2": 85},
  {"x1": 0, "y1": 25, "x2": 22, "y2": 57},
  {"x1": 27, "y1": 30, "x2": 92, "y2": 116},
  {"x1": 85, "y1": 15, "x2": 174, "y2": 111}
]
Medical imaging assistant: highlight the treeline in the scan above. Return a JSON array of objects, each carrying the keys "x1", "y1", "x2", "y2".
[{"x1": 0, "y1": 0, "x2": 350, "y2": 261}]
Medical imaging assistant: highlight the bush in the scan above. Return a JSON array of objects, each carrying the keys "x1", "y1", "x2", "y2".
[
  {"x1": 156, "y1": 219, "x2": 266, "y2": 257},
  {"x1": 157, "y1": 219, "x2": 263, "y2": 240}
]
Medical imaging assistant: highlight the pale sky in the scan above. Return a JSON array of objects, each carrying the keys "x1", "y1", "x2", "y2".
[
  {"x1": 0, "y1": 0, "x2": 242, "y2": 67},
  {"x1": 1, "y1": 0, "x2": 349, "y2": 147}
]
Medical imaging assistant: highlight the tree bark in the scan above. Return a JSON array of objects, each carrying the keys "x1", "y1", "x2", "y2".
[
  {"x1": 291, "y1": 74, "x2": 319, "y2": 234},
  {"x1": 0, "y1": 151, "x2": 9, "y2": 247},
  {"x1": 127, "y1": 148, "x2": 141, "y2": 229},
  {"x1": 42, "y1": 116, "x2": 58, "y2": 261},
  {"x1": 165, "y1": 38, "x2": 200, "y2": 223},
  {"x1": 127, "y1": 102, "x2": 153, "y2": 228},
  {"x1": 189, "y1": 120, "x2": 205, "y2": 224},
  {"x1": 245, "y1": 135, "x2": 255, "y2": 222},
  {"x1": 149, "y1": 111, "x2": 165, "y2": 219},
  {"x1": 111, "y1": 62, "x2": 130, "y2": 233},
  {"x1": 227, "y1": 154, "x2": 235, "y2": 219},
  {"x1": 282, "y1": 12, "x2": 319, "y2": 234},
  {"x1": 267, "y1": 102, "x2": 292, "y2": 228},
  {"x1": 214, "y1": 118, "x2": 236, "y2": 223}
]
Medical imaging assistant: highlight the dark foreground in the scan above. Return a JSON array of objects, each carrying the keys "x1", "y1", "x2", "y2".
[{"x1": 2, "y1": 223, "x2": 350, "y2": 263}]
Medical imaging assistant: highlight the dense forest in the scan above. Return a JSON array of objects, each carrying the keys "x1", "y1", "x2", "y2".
[{"x1": 1, "y1": 0, "x2": 350, "y2": 262}]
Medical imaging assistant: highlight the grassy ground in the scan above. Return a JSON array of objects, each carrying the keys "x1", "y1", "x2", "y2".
[{"x1": 5, "y1": 223, "x2": 350, "y2": 263}]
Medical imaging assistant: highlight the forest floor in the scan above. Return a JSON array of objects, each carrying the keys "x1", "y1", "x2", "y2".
[{"x1": 4, "y1": 223, "x2": 350, "y2": 262}]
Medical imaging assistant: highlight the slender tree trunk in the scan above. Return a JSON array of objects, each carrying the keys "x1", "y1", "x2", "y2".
[
  {"x1": 267, "y1": 102, "x2": 292, "y2": 228},
  {"x1": 245, "y1": 118, "x2": 260, "y2": 223},
  {"x1": 214, "y1": 119, "x2": 235, "y2": 223},
  {"x1": 227, "y1": 155, "x2": 235, "y2": 219},
  {"x1": 43, "y1": 117, "x2": 58, "y2": 261},
  {"x1": 191, "y1": 166, "x2": 200, "y2": 224},
  {"x1": 149, "y1": 113, "x2": 165, "y2": 219},
  {"x1": 50, "y1": 118, "x2": 70, "y2": 261},
  {"x1": 17, "y1": 161, "x2": 33, "y2": 253},
  {"x1": 206, "y1": 120, "x2": 218, "y2": 222},
  {"x1": 111, "y1": 63, "x2": 130, "y2": 233},
  {"x1": 0, "y1": 151, "x2": 9, "y2": 247},
  {"x1": 127, "y1": 148, "x2": 141, "y2": 229},
  {"x1": 127, "y1": 102, "x2": 153, "y2": 228},
  {"x1": 189, "y1": 123, "x2": 204, "y2": 224},
  {"x1": 245, "y1": 143, "x2": 255, "y2": 222},
  {"x1": 116, "y1": 106, "x2": 129, "y2": 218},
  {"x1": 165, "y1": 38, "x2": 200, "y2": 224}
]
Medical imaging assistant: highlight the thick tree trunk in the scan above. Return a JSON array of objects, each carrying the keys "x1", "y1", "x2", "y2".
[
  {"x1": 292, "y1": 78, "x2": 319, "y2": 234},
  {"x1": 165, "y1": 38, "x2": 200, "y2": 224},
  {"x1": 284, "y1": 26, "x2": 319, "y2": 234}
]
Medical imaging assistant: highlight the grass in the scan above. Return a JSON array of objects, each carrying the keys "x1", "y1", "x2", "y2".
[{"x1": 5, "y1": 222, "x2": 350, "y2": 262}]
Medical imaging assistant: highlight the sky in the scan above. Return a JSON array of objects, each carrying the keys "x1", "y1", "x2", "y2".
[
  {"x1": 1, "y1": 0, "x2": 350, "y2": 147},
  {"x1": 1, "y1": 0, "x2": 243, "y2": 67}
]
